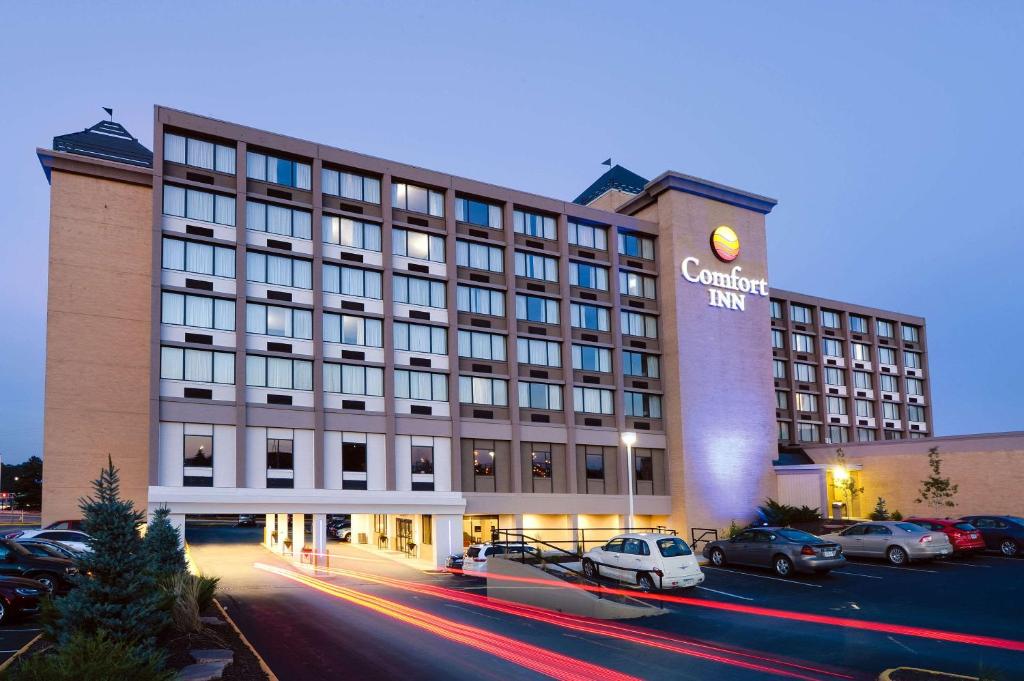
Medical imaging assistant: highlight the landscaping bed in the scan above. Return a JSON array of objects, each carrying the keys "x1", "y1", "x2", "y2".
[{"x1": 162, "y1": 604, "x2": 268, "y2": 680}]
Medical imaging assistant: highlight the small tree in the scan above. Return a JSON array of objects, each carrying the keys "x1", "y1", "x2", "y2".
[
  {"x1": 48, "y1": 457, "x2": 169, "y2": 646},
  {"x1": 916, "y1": 446, "x2": 958, "y2": 512},
  {"x1": 869, "y1": 497, "x2": 890, "y2": 521},
  {"x1": 142, "y1": 507, "x2": 187, "y2": 582},
  {"x1": 832, "y1": 448, "x2": 864, "y2": 514}
]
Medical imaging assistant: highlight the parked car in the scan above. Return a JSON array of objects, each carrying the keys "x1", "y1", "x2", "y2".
[
  {"x1": 461, "y1": 542, "x2": 539, "y2": 574},
  {"x1": 16, "y1": 539, "x2": 85, "y2": 562},
  {"x1": 6, "y1": 530, "x2": 91, "y2": 554},
  {"x1": 959, "y1": 515, "x2": 1024, "y2": 557},
  {"x1": 332, "y1": 525, "x2": 352, "y2": 542},
  {"x1": 42, "y1": 520, "x2": 85, "y2": 531},
  {"x1": 445, "y1": 553, "x2": 464, "y2": 571},
  {"x1": 820, "y1": 521, "x2": 952, "y2": 565},
  {"x1": 0, "y1": 576, "x2": 48, "y2": 624},
  {"x1": 236, "y1": 515, "x2": 256, "y2": 527},
  {"x1": 0, "y1": 540, "x2": 77, "y2": 592},
  {"x1": 906, "y1": 518, "x2": 986, "y2": 555},
  {"x1": 327, "y1": 516, "x2": 351, "y2": 541},
  {"x1": 584, "y1": 533, "x2": 705, "y2": 590},
  {"x1": 703, "y1": 527, "x2": 845, "y2": 577}
]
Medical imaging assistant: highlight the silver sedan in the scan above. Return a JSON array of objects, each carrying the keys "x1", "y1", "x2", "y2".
[{"x1": 820, "y1": 521, "x2": 952, "y2": 565}]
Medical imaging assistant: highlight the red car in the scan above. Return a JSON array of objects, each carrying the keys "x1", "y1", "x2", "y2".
[{"x1": 906, "y1": 518, "x2": 986, "y2": 555}]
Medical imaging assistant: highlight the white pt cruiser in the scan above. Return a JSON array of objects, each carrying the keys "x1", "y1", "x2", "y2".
[{"x1": 582, "y1": 533, "x2": 705, "y2": 591}]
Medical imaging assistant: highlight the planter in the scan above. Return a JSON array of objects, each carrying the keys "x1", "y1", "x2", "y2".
[{"x1": 879, "y1": 667, "x2": 979, "y2": 681}]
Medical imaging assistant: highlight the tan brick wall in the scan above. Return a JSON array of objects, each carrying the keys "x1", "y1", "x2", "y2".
[
  {"x1": 42, "y1": 169, "x2": 153, "y2": 523},
  {"x1": 806, "y1": 434, "x2": 1024, "y2": 518}
]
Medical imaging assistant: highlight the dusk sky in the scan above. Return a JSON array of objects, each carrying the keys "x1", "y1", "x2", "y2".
[{"x1": 1, "y1": 2, "x2": 1021, "y2": 464}]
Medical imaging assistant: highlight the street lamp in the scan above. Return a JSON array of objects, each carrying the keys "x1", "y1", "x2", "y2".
[{"x1": 621, "y1": 431, "x2": 637, "y2": 530}]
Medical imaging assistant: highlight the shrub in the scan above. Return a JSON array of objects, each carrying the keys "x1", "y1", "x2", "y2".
[
  {"x1": 891, "y1": 510, "x2": 904, "y2": 521},
  {"x1": 757, "y1": 499, "x2": 821, "y2": 527},
  {"x1": 143, "y1": 507, "x2": 187, "y2": 581},
  {"x1": 8, "y1": 631, "x2": 173, "y2": 681},
  {"x1": 727, "y1": 520, "x2": 743, "y2": 538},
  {"x1": 869, "y1": 497, "x2": 891, "y2": 521},
  {"x1": 48, "y1": 458, "x2": 169, "y2": 646},
  {"x1": 161, "y1": 573, "x2": 220, "y2": 635}
]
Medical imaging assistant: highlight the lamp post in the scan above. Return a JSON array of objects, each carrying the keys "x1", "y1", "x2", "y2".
[{"x1": 621, "y1": 431, "x2": 637, "y2": 530}]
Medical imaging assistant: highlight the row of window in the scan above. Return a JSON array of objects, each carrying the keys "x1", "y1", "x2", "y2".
[
  {"x1": 778, "y1": 422, "x2": 927, "y2": 444},
  {"x1": 778, "y1": 390, "x2": 927, "y2": 420},
  {"x1": 772, "y1": 301, "x2": 922, "y2": 342},
  {"x1": 774, "y1": 331, "x2": 923, "y2": 368}
]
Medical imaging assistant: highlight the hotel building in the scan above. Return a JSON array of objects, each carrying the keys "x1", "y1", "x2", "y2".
[{"x1": 37, "y1": 107, "x2": 931, "y2": 566}]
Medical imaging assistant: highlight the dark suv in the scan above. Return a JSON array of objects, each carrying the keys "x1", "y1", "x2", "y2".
[
  {"x1": 0, "y1": 539, "x2": 77, "y2": 592},
  {"x1": 960, "y1": 516, "x2": 1024, "y2": 556}
]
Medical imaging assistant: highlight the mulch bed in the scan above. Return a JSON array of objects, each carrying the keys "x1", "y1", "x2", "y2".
[
  {"x1": 163, "y1": 604, "x2": 269, "y2": 680},
  {"x1": 887, "y1": 669, "x2": 976, "y2": 681}
]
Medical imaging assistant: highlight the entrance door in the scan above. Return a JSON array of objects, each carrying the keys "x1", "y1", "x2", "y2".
[{"x1": 397, "y1": 518, "x2": 414, "y2": 555}]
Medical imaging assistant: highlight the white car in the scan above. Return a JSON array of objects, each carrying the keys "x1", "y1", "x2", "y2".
[
  {"x1": 582, "y1": 533, "x2": 705, "y2": 591},
  {"x1": 461, "y1": 542, "x2": 538, "y2": 574},
  {"x1": 12, "y1": 529, "x2": 92, "y2": 554}
]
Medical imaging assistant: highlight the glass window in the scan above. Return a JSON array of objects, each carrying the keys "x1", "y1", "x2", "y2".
[
  {"x1": 530, "y1": 447, "x2": 552, "y2": 479},
  {"x1": 162, "y1": 238, "x2": 235, "y2": 278},
  {"x1": 618, "y1": 232, "x2": 655, "y2": 260},
  {"x1": 826, "y1": 396, "x2": 847, "y2": 415},
  {"x1": 247, "y1": 252, "x2": 312, "y2": 289},
  {"x1": 245, "y1": 303, "x2": 311, "y2": 339},
  {"x1": 853, "y1": 371, "x2": 872, "y2": 389},
  {"x1": 821, "y1": 310, "x2": 841, "y2": 329},
  {"x1": 777, "y1": 421, "x2": 790, "y2": 441},
  {"x1": 457, "y1": 285, "x2": 505, "y2": 316},
  {"x1": 267, "y1": 438, "x2": 294, "y2": 469},
  {"x1": 902, "y1": 325, "x2": 920, "y2": 343},
  {"x1": 323, "y1": 364, "x2": 384, "y2": 396},
  {"x1": 571, "y1": 263, "x2": 609, "y2": 291},
  {"x1": 570, "y1": 303, "x2": 610, "y2": 331},
  {"x1": 411, "y1": 445, "x2": 434, "y2": 475},
  {"x1": 790, "y1": 304, "x2": 812, "y2": 324},
  {"x1": 796, "y1": 422, "x2": 820, "y2": 442},
  {"x1": 857, "y1": 427, "x2": 876, "y2": 442},
  {"x1": 884, "y1": 429, "x2": 903, "y2": 441},
  {"x1": 618, "y1": 271, "x2": 656, "y2": 299},
  {"x1": 622, "y1": 351, "x2": 659, "y2": 378},
  {"x1": 393, "y1": 275, "x2": 446, "y2": 308},
  {"x1": 791, "y1": 333, "x2": 814, "y2": 353},
  {"x1": 828, "y1": 425, "x2": 849, "y2": 443},
  {"x1": 795, "y1": 393, "x2": 817, "y2": 412},
  {"x1": 585, "y1": 449, "x2": 605, "y2": 479},
  {"x1": 770, "y1": 300, "x2": 783, "y2": 320},
  {"x1": 773, "y1": 359, "x2": 786, "y2": 379},
  {"x1": 793, "y1": 363, "x2": 816, "y2": 383},
  {"x1": 855, "y1": 399, "x2": 874, "y2": 417},
  {"x1": 907, "y1": 405, "x2": 926, "y2": 422},
  {"x1": 880, "y1": 374, "x2": 899, "y2": 393},
  {"x1": 456, "y1": 197, "x2": 502, "y2": 229},
  {"x1": 850, "y1": 315, "x2": 868, "y2": 333},
  {"x1": 772, "y1": 329, "x2": 784, "y2": 349},
  {"x1": 574, "y1": 345, "x2": 612, "y2": 373},
  {"x1": 457, "y1": 330, "x2": 507, "y2": 361},
  {"x1": 246, "y1": 356, "x2": 313, "y2": 390},
  {"x1": 903, "y1": 351, "x2": 922, "y2": 369},
  {"x1": 247, "y1": 152, "x2": 311, "y2": 190},
  {"x1": 459, "y1": 376, "x2": 508, "y2": 406},
  {"x1": 515, "y1": 252, "x2": 559, "y2": 282},
  {"x1": 878, "y1": 347, "x2": 897, "y2": 365},
  {"x1": 323, "y1": 313, "x2": 383, "y2": 347},
  {"x1": 624, "y1": 392, "x2": 661, "y2": 418},
  {"x1": 395, "y1": 370, "x2": 448, "y2": 401},
  {"x1": 394, "y1": 322, "x2": 447, "y2": 355},
  {"x1": 876, "y1": 320, "x2": 895, "y2": 337},
  {"x1": 824, "y1": 367, "x2": 845, "y2": 386},
  {"x1": 883, "y1": 402, "x2": 901, "y2": 420},
  {"x1": 163, "y1": 185, "x2": 235, "y2": 226},
  {"x1": 518, "y1": 382, "x2": 562, "y2": 410},
  {"x1": 906, "y1": 377, "x2": 924, "y2": 396},
  {"x1": 620, "y1": 311, "x2": 658, "y2": 339},
  {"x1": 516, "y1": 295, "x2": 560, "y2": 324},
  {"x1": 160, "y1": 347, "x2": 234, "y2": 384},
  {"x1": 776, "y1": 390, "x2": 788, "y2": 409},
  {"x1": 573, "y1": 387, "x2": 614, "y2": 414},
  {"x1": 393, "y1": 228, "x2": 445, "y2": 263},
  {"x1": 513, "y1": 210, "x2": 556, "y2": 240},
  {"x1": 568, "y1": 221, "x2": 607, "y2": 250},
  {"x1": 246, "y1": 201, "x2": 312, "y2": 240},
  {"x1": 822, "y1": 338, "x2": 844, "y2": 358},
  {"x1": 322, "y1": 216, "x2": 382, "y2": 251},
  {"x1": 162, "y1": 292, "x2": 235, "y2": 331},
  {"x1": 164, "y1": 133, "x2": 235, "y2": 174},
  {"x1": 321, "y1": 168, "x2": 381, "y2": 204},
  {"x1": 183, "y1": 434, "x2": 213, "y2": 467},
  {"x1": 517, "y1": 339, "x2": 562, "y2": 367},
  {"x1": 392, "y1": 182, "x2": 444, "y2": 217},
  {"x1": 635, "y1": 449, "x2": 654, "y2": 482},
  {"x1": 456, "y1": 240, "x2": 504, "y2": 272},
  {"x1": 851, "y1": 343, "x2": 871, "y2": 361},
  {"x1": 342, "y1": 442, "x2": 367, "y2": 472},
  {"x1": 473, "y1": 442, "x2": 495, "y2": 476}
]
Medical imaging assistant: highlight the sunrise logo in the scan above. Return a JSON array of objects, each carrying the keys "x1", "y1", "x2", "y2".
[{"x1": 710, "y1": 225, "x2": 740, "y2": 262}]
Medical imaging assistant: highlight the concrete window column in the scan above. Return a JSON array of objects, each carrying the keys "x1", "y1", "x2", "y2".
[
  {"x1": 276, "y1": 513, "x2": 289, "y2": 553},
  {"x1": 265, "y1": 513, "x2": 276, "y2": 547},
  {"x1": 568, "y1": 514, "x2": 580, "y2": 555},
  {"x1": 430, "y1": 514, "x2": 464, "y2": 569},
  {"x1": 312, "y1": 513, "x2": 327, "y2": 567},
  {"x1": 292, "y1": 513, "x2": 306, "y2": 560}
]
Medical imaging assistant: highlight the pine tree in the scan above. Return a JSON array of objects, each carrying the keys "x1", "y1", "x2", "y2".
[
  {"x1": 916, "y1": 446, "x2": 958, "y2": 512},
  {"x1": 48, "y1": 457, "x2": 170, "y2": 646},
  {"x1": 869, "y1": 497, "x2": 890, "y2": 521},
  {"x1": 143, "y1": 507, "x2": 187, "y2": 582}
]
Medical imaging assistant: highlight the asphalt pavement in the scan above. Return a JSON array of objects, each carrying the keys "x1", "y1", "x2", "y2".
[{"x1": 186, "y1": 525, "x2": 1024, "y2": 681}]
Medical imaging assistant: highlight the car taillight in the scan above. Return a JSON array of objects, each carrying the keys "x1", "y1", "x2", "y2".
[
  {"x1": 919, "y1": 536, "x2": 933, "y2": 543},
  {"x1": 801, "y1": 545, "x2": 816, "y2": 556}
]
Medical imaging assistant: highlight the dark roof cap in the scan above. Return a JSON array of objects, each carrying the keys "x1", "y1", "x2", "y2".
[
  {"x1": 52, "y1": 120, "x2": 152, "y2": 168},
  {"x1": 573, "y1": 164, "x2": 648, "y2": 205}
]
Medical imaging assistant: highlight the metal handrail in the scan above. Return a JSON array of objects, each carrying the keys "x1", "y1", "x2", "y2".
[
  {"x1": 490, "y1": 526, "x2": 677, "y2": 557},
  {"x1": 690, "y1": 527, "x2": 719, "y2": 553}
]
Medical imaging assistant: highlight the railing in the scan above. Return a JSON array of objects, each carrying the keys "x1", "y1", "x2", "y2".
[
  {"x1": 690, "y1": 527, "x2": 719, "y2": 553},
  {"x1": 490, "y1": 526, "x2": 676, "y2": 558}
]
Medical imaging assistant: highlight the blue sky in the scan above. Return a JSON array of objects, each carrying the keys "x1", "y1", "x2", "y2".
[{"x1": 1, "y1": 2, "x2": 1021, "y2": 463}]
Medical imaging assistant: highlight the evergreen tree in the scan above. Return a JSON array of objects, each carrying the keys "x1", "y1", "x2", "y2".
[
  {"x1": 48, "y1": 457, "x2": 169, "y2": 646},
  {"x1": 143, "y1": 507, "x2": 187, "y2": 581},
  {"x1": 916, "y1": 446, "x2": 958, "y2": 512},
  {"x1": 869, "y1": 497, "x2": 890, "y2": 521}
]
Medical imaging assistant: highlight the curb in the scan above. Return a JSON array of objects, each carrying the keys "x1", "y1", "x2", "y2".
[
  {"x1": 879, "y1": 668, "x2": 978, "y2": 680},
  {"x1": 0, "y1": 633, "x2": 42, "y2": 674},
  {"x1": 213, "y1": 598, "x2": 278, "y2": 681}
]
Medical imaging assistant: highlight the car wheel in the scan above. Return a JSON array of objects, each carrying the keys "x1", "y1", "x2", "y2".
[
  {"x1": 710, "y1": 548, "x2": 726, "y2": 567},
  {"x1": 582, "y1": 559, "x2": 597, "y2": 579},
  {"x1": 773, "y1": 555, "x2": 794, "y2": 577},
  {"x1": 1000, "y1": 539, "x2": 1019, "y2": 557},
  {"x1": 887, "y1": 546, "x2": 908, "y2": 566},
  {"x1": 637, "y1": 573, "x2": 656, "y2": 592}
]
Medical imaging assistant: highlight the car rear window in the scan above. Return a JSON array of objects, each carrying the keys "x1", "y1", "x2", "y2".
[
  {"x1": 656, "y1": 538, "x2": 692, "y2": 557},
  {"x1": 466, "y1": 547, "x2": 481, "y2": 558},
  {"x1": 896, "y1": 523, "x2": 926, "y2": 533},
  {"x1": 953, "y1": 523, "x2": 976, "y2": 531},
  {"x1": 776, "y1": 529, "x2": 819, "y2": 542}
]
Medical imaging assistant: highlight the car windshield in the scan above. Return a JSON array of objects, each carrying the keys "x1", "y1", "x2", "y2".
[
  {"x1": 775, "y1": 529, "x2": 820, "y2": 542},
  {"x1": 1006, "y1": 517, "x2": 1024, "y2": 527},
  {"x1": 656, "y1": 538, "x2": 693, "y2": 557},
  {"x1": 953, "y1": 523, "x2": 976, "y2": 531},
  {"x1": 895, "y1": 523, "x2": 927, "y2": 533}
]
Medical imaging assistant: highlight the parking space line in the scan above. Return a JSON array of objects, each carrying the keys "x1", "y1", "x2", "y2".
[
  {"x1": 844, "y1": 562, "x2": 937, "y2": 574},
  {"x1": 939, "y1": 561, "x2": 990, "y2": 568},
  {"x1": 695, "y1": 585, "x2": 754, "y2": 601},
  {"x1": 704, "y1": 567, "x2": 822, "y2": 588},
  {"x1": 831, "y1": 571, "x2": 884, "y2": 580}
]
